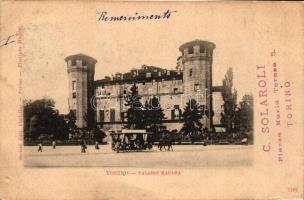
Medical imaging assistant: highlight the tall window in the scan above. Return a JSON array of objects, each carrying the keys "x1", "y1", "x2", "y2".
[
  {"x1": 200, "y1": 45, "x2": 206, "y2": 53},
  {"x1": 110, "y1": 109, "x2": 115, "y2": 122},
  {"x1": 72, "y1": 81, "x2": 76, "y2": 90},
  {"x1": 189, "y1": 69, "x2": 193, "y2": 77},
  {"x1": 99, "y1": 110, "x2": 105, "y2": 122},
  {"x1": 121, "y1": 112, "x2": 125, "y2": 122},
  {"x1": 72, "y1": 92, "x2": 76, "y2": 98},
  {"x1": 171, "y1": 105, "x2": 180, "y2": 120}
]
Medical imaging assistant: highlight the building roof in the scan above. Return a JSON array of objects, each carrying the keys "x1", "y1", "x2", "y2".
[
  {"x1": 64, "y1": 53, "x2": 97, "y2": 64},
  {"x1": 95, "y1": 65, "x2": 182, "y2": 86},
  {"x1": 179, "y1": 40, "x2": 216, "y2": 52}
]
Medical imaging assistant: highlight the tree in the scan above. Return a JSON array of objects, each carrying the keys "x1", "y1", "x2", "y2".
[
  {"x1": 67, "y1": 110, "x2": 77, "y2": 131},
  {"x1": 51, "y1": 114, "x2": 69, "y2": 140},
  {"x1": 24, "y1": 98, "x2": 68, "y2": 140},
  {"x1": 144, "y1": 96, "x2": 165, "y2": 142},
  {"x1": 221, "y1": 67, "x2": 238, "y2": 133},
  {"x1": 235, "y1": 94, "x2": 253, "y2": 132},
  {"x1": 93, "y1": 127, "x2": 107, "y2": 143},
  {"x1": 180, "y1": 99, "x2": 204, "y2": 142},
  {"x1": 125, "y1": 84, "x2": 144, "y2": 129},
  {"x1": 144, "y1": 96, "x2": 165, "y2": 130}
]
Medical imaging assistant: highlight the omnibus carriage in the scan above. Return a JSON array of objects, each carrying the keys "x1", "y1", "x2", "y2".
[{"x1": 110, "y1": 129, "x2": 153, "y2": 153}]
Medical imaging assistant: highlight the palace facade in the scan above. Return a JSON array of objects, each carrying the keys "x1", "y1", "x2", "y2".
[{"x1": 65, "y1": 40, "x2": 224, "y2": 131}]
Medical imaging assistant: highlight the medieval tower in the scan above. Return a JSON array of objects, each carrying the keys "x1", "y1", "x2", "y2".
[
  {"x1": 179, "y1": 40, "x2": 216, "y2": 130},
  {"x1": 65, "y1": 54, "x2": 97, "y2": 128}
]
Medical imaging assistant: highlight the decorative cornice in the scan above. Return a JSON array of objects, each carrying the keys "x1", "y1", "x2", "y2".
[{"x1": 183, "y1": 55, "x2": 213, "y2": 62}]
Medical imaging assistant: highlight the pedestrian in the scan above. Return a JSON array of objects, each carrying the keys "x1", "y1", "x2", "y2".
[
  {"x1": 38, "y1": 140, "x2": 43, "y2": 152},
  {"x1": 52, "y1": 140, "x2": 56, "y2": 149},
  {"x1": 95, "y1": 141, "x2": 100, "y2": 150},
  {"x1": 81, "y1": 139, "x2": 87, "y2": 153},
  {"x1": 166, "y1": 132, "x2": 173, "y2": 151}
]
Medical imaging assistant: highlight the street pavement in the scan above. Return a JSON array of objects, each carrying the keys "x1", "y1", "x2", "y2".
[{"x1": 24, "y1": 144, "x2": 253, "y2": 168}]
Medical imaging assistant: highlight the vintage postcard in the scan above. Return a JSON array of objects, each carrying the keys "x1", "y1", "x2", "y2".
[{"x1": 0, "y1": 1, "x2": 303, "y2": 200}]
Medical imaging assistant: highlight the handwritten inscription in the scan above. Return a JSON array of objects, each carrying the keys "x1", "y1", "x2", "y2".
[
  {"x1": 97, "y1": 10, "x2": 177, "y2": 22},
  {"x1": 0, "y1": 33, "x2": 18, "y2": 48}
]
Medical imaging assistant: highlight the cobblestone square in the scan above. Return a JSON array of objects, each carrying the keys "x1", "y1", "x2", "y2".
[{"x1": 24, "y1": 145, "x2": 253, "y2": 168}]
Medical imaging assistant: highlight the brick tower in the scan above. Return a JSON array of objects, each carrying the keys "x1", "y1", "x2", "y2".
[
  {"x1": 179, "y1": 40, "x2": 216, "y2": 130},
  {"x1": 65, "y1": 54, "x2": 97, "y2": 128}
]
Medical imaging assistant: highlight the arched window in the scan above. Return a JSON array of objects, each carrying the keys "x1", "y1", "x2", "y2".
[
  {"x1": 188, "y1": 47, "x2": 194, "y2": 54},
  {"x1": 200, "y1": 45, "x2": 206, "y2": 53}
]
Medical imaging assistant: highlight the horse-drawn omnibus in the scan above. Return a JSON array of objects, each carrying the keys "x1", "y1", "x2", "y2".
[{"x1": 110, "y1": 129, "x2": 153, "y2": 153}]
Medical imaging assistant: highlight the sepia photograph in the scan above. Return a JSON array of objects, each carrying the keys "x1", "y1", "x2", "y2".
[
  {"x1": 23, "y1": 39, "x2": 254, "y2": 167},
  {"x1": 0, "y1": 2, "x2": 303, "y2": 200}
]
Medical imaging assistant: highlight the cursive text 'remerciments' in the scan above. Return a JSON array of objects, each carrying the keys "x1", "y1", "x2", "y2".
[{"x1": 97, "y1": 10, "x2": 177, "y2": 22}]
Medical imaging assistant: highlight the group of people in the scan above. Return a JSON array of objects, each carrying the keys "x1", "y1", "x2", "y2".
[
  {"x1": 37, "y1": 140, "x2": 57, "y2": 152},
  {"x1": 111, "y1": 134, "x2": 152, "y2": 152},
  {"x1": 37, "y1": 140, "x2": 100, "y2": 153},
  {"x1": 80, "y1": 140, "x2": 100, "y2": 153}
]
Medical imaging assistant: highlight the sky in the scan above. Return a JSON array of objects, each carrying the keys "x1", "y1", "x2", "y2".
[{"x1": 15, "y1": 2, "x2": 289, "y2": 114}]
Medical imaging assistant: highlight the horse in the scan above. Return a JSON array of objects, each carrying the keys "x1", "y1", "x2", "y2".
[{"x1": 158, "y1": 133, "x2": 173, "y2": 151}]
